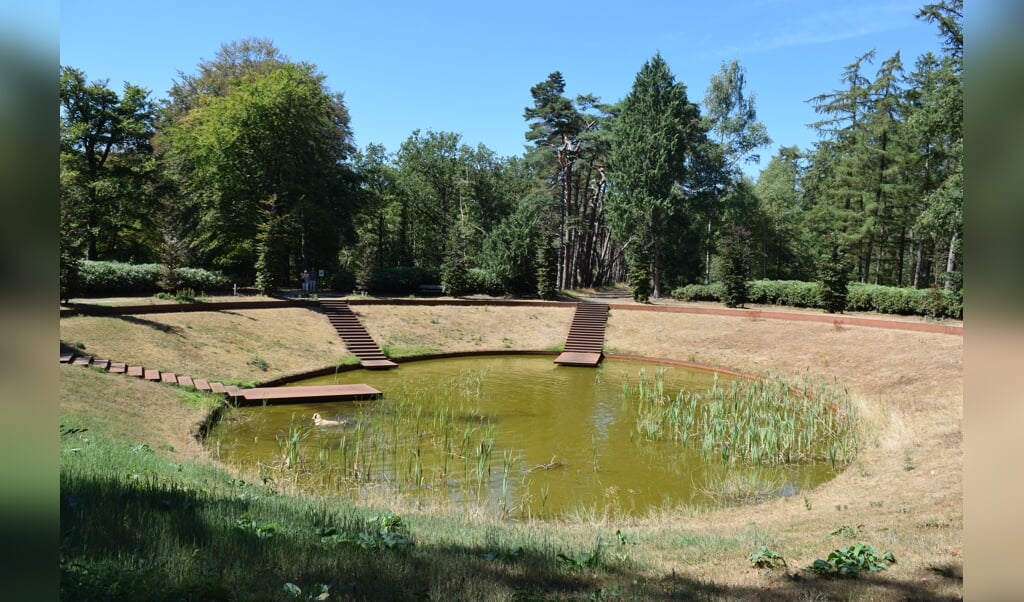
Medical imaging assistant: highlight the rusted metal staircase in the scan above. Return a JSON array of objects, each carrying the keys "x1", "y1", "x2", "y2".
[
  {"x1": 319, "y1": 299, "x2": 398, "y2": 369},
  {"x1": 554, "y1": 302, "x2": 609, "y2": 366}
]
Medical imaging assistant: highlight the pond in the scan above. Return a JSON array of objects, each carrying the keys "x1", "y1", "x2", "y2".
[{"x1": 208, "y1": 355, "x2": 847, "y2": 519}]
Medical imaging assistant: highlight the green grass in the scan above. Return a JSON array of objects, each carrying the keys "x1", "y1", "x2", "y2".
[
  {"x1": 61, "y1": 417, "x2": 638, "y2": 600},
  {"x1": 60, "y1": 372, "x2": 658, "y2": 600}
]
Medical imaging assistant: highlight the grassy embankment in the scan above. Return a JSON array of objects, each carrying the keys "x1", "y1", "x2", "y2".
[{"x1": 60, "y1": 301, "x2": 963, "y2": 600}]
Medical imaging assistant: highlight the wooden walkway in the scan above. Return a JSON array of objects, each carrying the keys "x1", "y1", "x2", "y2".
[
  {"x1": 59, "y1": 347, "x2": 380, "y2": 406},
  {"x1": 554, "y1": 302, "x2": 609, "y2": 366},
  {"x1": 319, "y1": 299, "x2": 398, "y2": 369},
  {"x1": 235, "y1": 384, "x2": 380, "y2": 405}
]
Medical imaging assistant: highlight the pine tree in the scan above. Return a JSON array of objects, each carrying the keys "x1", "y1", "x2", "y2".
[
  {"x1": 817, "y1": 245, "x2": 850, "y2": 313},
  {"x1": 626, "y1": 243, "x2": 651, "y2": 304},
  {"x1": 441, "y1": 225, "x2": 471, "y2": 297},
  {"x1": 718, "y1": 226, "x2": 753, "y2": 308},
  {"x1": 608, "y1": 54, "x2": 699, "y2": 300},
  {"x1": 535, "y1": 241, "x2": 558, "y2": 300}
]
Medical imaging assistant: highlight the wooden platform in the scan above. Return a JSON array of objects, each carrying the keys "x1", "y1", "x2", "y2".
[
  {"x1": 553, "y1": 351, "x2": 604, "y2": 367},
  {"x1": 234, "y1": 384, "x2": 382, "y2": 405}
]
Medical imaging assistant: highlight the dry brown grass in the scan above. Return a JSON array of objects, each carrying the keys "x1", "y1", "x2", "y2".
[
  {"x1": 60, "y1": 307, "x2": 352, "y2": 383},
  {"x1": 59, "y1": 298, "x2": 963, "y2": 599}
]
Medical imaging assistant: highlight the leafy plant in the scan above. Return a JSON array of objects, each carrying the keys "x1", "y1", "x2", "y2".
[
  {"x1": 748, "y1": 545, "x2": 786, "y2": 569},
  {"x1": 359, "y1": 512, "x2": 414, "y2": 551},
  {"x1": 480, "y1": 546, "x2": 523, "y2": 562},
  {"x1": 829, "y1": 524, "x2": 864, "y2": 538},
  {"x1": 557, "y1": 549, "x2": 603, "y2": 572},
  {"x1": 234, "y1": 513, "x2": 280, "y2": 539},
  {"x1": 247, "y1": 355, "x2": 269, "y2": 371},
  {"x1": 283, "y1": 581, "x2": 330, "y2": 600},
  {"x1": 805, "y1": 543, "x2": 896, "y2": 577}
]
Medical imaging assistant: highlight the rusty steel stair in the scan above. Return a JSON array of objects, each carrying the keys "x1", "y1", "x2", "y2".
[
  {"x1": 554, "y1": 302, "x2": 609, "y2": 366},
  {"x1": 319, "y1": 299, "x2": 398, "y2": 369}
]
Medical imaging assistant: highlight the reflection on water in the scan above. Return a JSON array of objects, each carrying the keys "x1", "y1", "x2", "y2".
[{"x1": 208, "y1": 355, "x2": 838, "y2": 518}]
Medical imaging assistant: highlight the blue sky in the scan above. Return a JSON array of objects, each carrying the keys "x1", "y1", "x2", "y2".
[{"x1": 59, "y1": 0, "x2": 945, "y2": 177}]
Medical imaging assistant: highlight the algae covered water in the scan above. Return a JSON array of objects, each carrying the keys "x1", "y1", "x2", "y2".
[{"x1": 209, "y1": 355, "x2": 840, "y2": 518}]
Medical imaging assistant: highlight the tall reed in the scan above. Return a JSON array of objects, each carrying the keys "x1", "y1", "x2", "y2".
[{"x1": 621, "y1": 371, "x2": 859, "y2": 468}]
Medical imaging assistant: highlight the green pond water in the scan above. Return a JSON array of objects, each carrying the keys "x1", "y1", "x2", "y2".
[{"x1": 208, "y1": 355, "x2": 839, "y2": 518}]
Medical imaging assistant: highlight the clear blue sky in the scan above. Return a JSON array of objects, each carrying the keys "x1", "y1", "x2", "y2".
[{"x1": 60, "y1": 0, "x2": 945, "y2": 177}]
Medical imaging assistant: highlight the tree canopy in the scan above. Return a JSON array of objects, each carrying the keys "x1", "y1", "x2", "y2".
[{"x1": 60, "y1": 2, "x2": 962, "y2": 309}]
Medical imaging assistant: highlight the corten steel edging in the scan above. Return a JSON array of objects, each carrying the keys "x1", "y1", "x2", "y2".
[
  {"x1": 603, "y1": 353, "x2": 758, "y2": 381},
  {"x1": 257, "y1": 350, "x2": 559, "y2": 387},
  {"x1": 60, "y1": 297, "x2": 568, "y2": 317},
  {"x1": 60, "y1": 299, "x2": 320, "y2": 317},
  {"x1": 60, "y1": 296, "x2": 962, "y2": 335}
]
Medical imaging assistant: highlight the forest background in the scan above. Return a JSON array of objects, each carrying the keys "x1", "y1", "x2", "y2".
[{"x1": 59, "y1": 2, "x2": 962, "y2": 312}]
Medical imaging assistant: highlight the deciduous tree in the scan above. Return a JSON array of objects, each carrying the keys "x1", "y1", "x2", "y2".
[{"x1": 60, "y1": 66, "x2": 157, "y2": 262}]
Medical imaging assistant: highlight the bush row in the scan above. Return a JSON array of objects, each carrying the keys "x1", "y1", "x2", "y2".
[
  {"x1": 79, "y1": 261, "x2": 232, "y2": 297},
  {"x1": 330, "y1": 266, "x2": 506, "y2": 297},
  {"x1": 670, "y1": 279, "x2": 962, "y2": 319}
]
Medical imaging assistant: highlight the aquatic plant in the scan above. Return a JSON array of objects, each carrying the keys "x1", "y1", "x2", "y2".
[{"x1": 621, "y1": 371, "x2": 860, "y2": 468}]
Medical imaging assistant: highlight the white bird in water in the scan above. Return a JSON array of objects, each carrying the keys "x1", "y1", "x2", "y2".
[{"x1": 312, "y1": 412, "x2": 346, "y2": 426}]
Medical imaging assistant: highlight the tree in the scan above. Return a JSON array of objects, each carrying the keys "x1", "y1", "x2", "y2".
[
  {"x1": 161, "y1": 46, "x2": 354, "y2": 283},
  {"x1": 60, "y1": 66, "x2": 157, "y2": 262},
  {"x1": 753, "y1": 146, "x2": 814, "y2": 280},
  {"x1": 394, "y1": 130, "x2": 467, "y2": 268},
  {"x1": 701, "y1": 60, "x2": 776, "y2": 283},
  {"x1": 909, "y1": 0, "x2": 962, "y2": 291},
  {"x1": 608, "y1": 54, "x2": 700, "y2": 300},
  {"x1": 164, "y1": 37, "x2": 288, "y2": 121},
  {"x1": 717, "y1": 225, "x2": 754, "y2": 308},
  {"x1": 480, "y1": 194, "x2": 543, "y2": 294},
  {"x1": 524, "y1": 72, "x2": 618, "y2": 290},
  {"x1": 441, "y1": 221, "x2": 472, "y2": 297},
  {"x1": 817, "y1": 244, "x2": 850, "y2": 313},
  {"x1": 702, "y1": 60, "x2": 772, "y2": 174}
]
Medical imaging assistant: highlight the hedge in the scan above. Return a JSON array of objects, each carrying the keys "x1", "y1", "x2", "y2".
[
  {"x1": 357, "y1": 266, "x2": 441, "y2": 296},
  {"x1": 747, "y1": 280, "x2": 821, "y2": 308},
  {"x1": 466, "y1": 267, "x2": 505, "y2": 297},
  {"x1": 79, "y1": 261, "x2": 232, "y2": 297},
  {"x1": 670, "y1": 279, "x2": 962, "y2": 319},
  {"x1": 670, "y1": 282, "x2": 724, "y2": 302}
]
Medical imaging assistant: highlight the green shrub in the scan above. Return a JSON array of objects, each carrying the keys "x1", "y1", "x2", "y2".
[
  {"x1": 367, "y1": 266, "x2": 440, "y2": 296},
  {"x1": 175, "y1": 267, "x2": 232, "y2": 293},
  {"x1": 466, "y1": 268, "x2": 504, "y2": 296},
  {"x1": 671, "y1": 279, "x2": 961, "y2": 319},
  {"x1": 748, "y1": 280, "x2": 821, "y2": 308},
  {"x1": 670, "y1": 283, "x2": 724, "y2": 302},
  {"x1": 329, "y1": 270, "x2": 356, "y2": 294},
  {"x1": 847, "y1": 284, "x2": 915, "y2": 315},
  {"x1": 79, "y1": 261, "x2": 230, "y2": 297}
]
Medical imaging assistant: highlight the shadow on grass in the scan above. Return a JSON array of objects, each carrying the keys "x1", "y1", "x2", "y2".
[
  {"x1": 215, "y1": 309, "x2": 258, "y2": 320},
  {"x1": 115, "y1": 314, "x2": 184, "y2": 335},
  {"x1": 60, "y1": 472, "x2": 962, "y2": 601}
]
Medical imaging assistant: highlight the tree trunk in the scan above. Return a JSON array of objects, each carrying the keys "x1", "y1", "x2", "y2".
[{"x1": 944, "y1": 230, "x2": 957, "y2": 291}]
